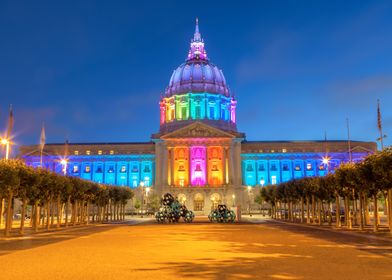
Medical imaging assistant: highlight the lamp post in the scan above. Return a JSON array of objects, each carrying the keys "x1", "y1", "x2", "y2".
[
  {"x1": 1, "y1": 138, "x2": 10, "y2": 160},
  {"x1": 247, "y1": 186, "x2": 252, "y2": 216},
  {"x1": 140, "y1": 181, "x2": 145, "y2": 218},
  {"x1": 145, "y1": 187, "x2": 150, "y2": 215},
  {"x1": 60, "y1": 159, "x2": 68, "y2": 176},
  {"x1": 322, "y1": 156, "x2": 330, "y2": 174}
]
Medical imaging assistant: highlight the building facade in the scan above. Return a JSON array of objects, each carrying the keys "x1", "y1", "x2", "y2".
[{"x1": 20, "y1": 20, "x2": 376, "y2": 214}]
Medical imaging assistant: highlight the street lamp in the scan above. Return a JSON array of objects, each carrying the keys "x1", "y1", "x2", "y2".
[
  {"x1": 145, "y1": 187, "x2": 150, "y2": 215},
  {"x1": 140, "y1": 181, "x2": 145, "y2": 218},
  {"x1": 322, "y1": 156, "x2": 330, "y2": 173},
  {"x1": 60, "y1": 159, "x2": 68, "y2": 176},
  {"x1": 247, "y1": 186, "x2": 252, "y2": 216},
  {"x1": 1, "y1": 138, "x2": 10, "y2": 160}
]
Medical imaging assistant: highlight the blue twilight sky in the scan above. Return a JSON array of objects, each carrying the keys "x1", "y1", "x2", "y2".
[{"x1": 0, "y1": 0, "x2": 391, "y2": 151}]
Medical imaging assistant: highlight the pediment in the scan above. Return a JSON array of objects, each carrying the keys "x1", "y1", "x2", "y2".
[{"x1": 160, "y1": 122, "x2": 237, "y2": 139}]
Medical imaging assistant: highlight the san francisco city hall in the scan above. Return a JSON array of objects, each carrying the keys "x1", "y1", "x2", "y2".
[{"x1": 20, "y1": 20, "x2": 376, "y2": 214}]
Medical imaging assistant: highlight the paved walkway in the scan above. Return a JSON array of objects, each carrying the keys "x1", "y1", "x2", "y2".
[{"x1": 1, "y1": 218, "x2": 391, "y2": 280}]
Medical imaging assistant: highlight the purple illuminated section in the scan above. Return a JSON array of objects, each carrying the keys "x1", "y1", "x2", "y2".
[
  {"x1": 190, "y1": 146, "x2": 206, "y2": 186},
  {"x1": 187, "y1": 18, "x2": 208, "y2": 61},
  {"x1": 230, "y1": 99, "x2": 237, "y2": 123}
]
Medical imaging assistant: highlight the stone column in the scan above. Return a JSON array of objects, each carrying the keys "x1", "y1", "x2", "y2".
[
  {"x1": 222, "y1": 145, "x2": 226, "y2": 186},
  {"x1": 161, "y1": 143, "x2": 169, "y2": 194},
  {"x1": 167, "y1": 147, "x2": 172, "y2": 186},
  {"x1": 154, "y1": 141, "x2": 162, "y2": 193}
]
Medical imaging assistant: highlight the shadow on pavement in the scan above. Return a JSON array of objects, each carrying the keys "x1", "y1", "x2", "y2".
[{"x1": 0, "y1": 224, "x2": 117, "y2": 256}]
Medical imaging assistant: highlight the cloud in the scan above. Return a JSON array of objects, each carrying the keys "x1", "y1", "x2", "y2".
[{"x1": 321, "y1": 74, "x2": 392, "y2": 106}]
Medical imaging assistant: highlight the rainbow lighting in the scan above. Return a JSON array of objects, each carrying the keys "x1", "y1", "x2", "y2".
[
  {"x1": 20, "y1": 18, "x2": 376, "y2": 214},
  {"x1": 159, "y1": 18, "x2": 237, "y2": 134}
]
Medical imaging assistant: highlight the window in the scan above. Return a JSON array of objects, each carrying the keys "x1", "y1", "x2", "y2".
[
  {"x1": 73, "y1": 165, "x2": 79, "y2": 173},
  {"x1": 85, "y1": 166, "x2": 91, "y2": 173},
  {"x1": 132, "y1": 180, "x2": 138, "y2": 187},
  {"x1": 120, "y1": 166, "x2": 127, "y2": 173},
  {"x1": 143, "y1": 166, "x2": 151, "y2": 173},
  {"x1": 282, "y1": 164, "x2": 289, "y2": 171},
  {"x1": 270, "y1": 164, "x2": 277, "y2": 171},
  {"x1": 109, "y1": 150, "x2": 114, "y2": 155},
  {"x1": 209, "y1": 106, "x2": 215, "y2": 119},
  {"x1": 271, "y1": 175, "x2": 277, "y2": 185},
  {"x1": 131, "y1": 166, "x2": 139, "y2": 172},
  {"x1": 98, "y1": 150, "x2": 102, "y2": 155},
  {"x1": 181, "y1": 107, "x2": 187, "y2": 119},
  {"x1": 282, "y1": 148, "x2": 287, "y2": 153},
  {"x1": 195, "y1": 106, "x2": 201, "y2": 119},
  {"x1": 221, "y1": 108, "x2": 225, "y2": 120},
  {"x1": 86, "y1": 150, "x2": 91, "y2": 155},
  {"x1": 74, "y1": 150, "x2": 79, "y2": 155},
  {"x1": 258, "y1": 164, "x2": 265, "y2": 171},
  {"x1": 178, "y1": 165, "x2": 185, "y2": 171},
  {"x1": 96, "y1": 166, "x2": 103, "y2": 173},
  {"x1": 271, "y1": 150, "x2": 275, "y2": 153},
  {"x1": 212, "y1": 164, "x2": 219, "y2": 171},
  {"x1": 194, "y1": 200, "x2": 204, "y2": 211},
  {"x1": 294, "y1": 164, "x2": 301, "y2": 171},
  {"x1": 306, "y1": 163, "x2": 312, "y2": 170},
  {"x1": 171, "y1": 110, "x2": 175, "y2": 120},
  {"x1": 179, "y1": 178, "x2": 185, "y2": 187},
  {"x1": 246, "y1": 164, "x2": 253, "y2": 172},
  {"x1": 319, "y1": 164, "x2": 325, "y2": 170},
  {"x1": 108, "y1": 166, "x2": 114, "y2": 173}
]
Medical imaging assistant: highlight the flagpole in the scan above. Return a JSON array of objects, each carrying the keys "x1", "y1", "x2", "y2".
[
  {"x1": 40, "y1": 123, "x2": 46, "y2": 167},
  {"x1": 377, "y1": 99, "x2": 384, "y2": 151},
  {"x1": 346, "y1": 118, "x2": 352, "y2": 163}
]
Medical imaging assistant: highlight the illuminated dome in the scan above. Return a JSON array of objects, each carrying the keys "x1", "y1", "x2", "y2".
[
  {"x1": 159, "y1": 18, "x2": 237, "y2": 133},
  {"x1": 165, "y1": 18, "x2": 230, "y2": 97},
  {"x1": 166, "y1": 61, "x2": 229, "y2": 97}
]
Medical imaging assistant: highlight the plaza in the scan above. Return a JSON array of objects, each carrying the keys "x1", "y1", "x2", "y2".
[{"x1": 1, "y1": 218, "x2": 392, "y2": 280}]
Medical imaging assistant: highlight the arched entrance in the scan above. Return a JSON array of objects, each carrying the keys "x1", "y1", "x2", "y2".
[
  {"x1": 210, "y1": 193, "x2": 221, "y2": 210},
  {"x1": 193, "y1": 193, "x2": 204, "y2": 212}
]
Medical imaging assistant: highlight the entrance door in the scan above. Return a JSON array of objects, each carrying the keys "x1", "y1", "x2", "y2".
[{"x1": 193, "y1": 193, "x2": 204, "y2": 211}]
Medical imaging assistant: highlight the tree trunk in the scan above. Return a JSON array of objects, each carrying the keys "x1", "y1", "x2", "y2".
[
  {"x1": 364, "y1": 195, "x2": 370, "y2": 226},
  {"x1": 318, "y1": 200, "x2": 322, "y2": 226},
  {"x1": 50, "y1": 197, "x2": 55, "y2": 226},
  {"x1": 359, "y1": 192, "x2": 364, "y2": 230},
  {"x1": 335, "y1": 195, "x2": 341, "y2": 228},
  {"x1": 72, "y1": 201, "x2": 77, "y2": 226},
  {"x1": 306, "y1": 197, "x2": 310, "y2": 224},
  {"x1": 353, "y1": 194, "x2": 358, "y2": 226},
  {"x1": 86, "y1": 201, "x2": 90, "y2": 225},
  {"x1": 345, "y1": 196, "x2": 352, "y2": 229},
  {"x1": 373, "y1": 193, "x2": 379, "y2": 232},
  {"x1": 56, "y1": 195, "x2": 61, "y2": 228},
  {"x1": 300, "y1": 198, "x2": 304, "y2": 223},
  {"x1": 388, "y1": 189, "x2": 392, "y2": 232},
  {"x1": 311, "y1": 195, "x2": 316, "y2": 224},
  {"x1": 19, "y1": 198, "x2": 28, "y2": 235},
  {"x1": 5, "y1": 191, "x2": 14, "y2": 237},
  {"x1": 65, "y1": 196, "x2": 70, "y2": 228},
  {"x1": 46, "y1": 198, "x2": 51, "y2": 230},
  {"x1": 0, "y1": 197, "x2": 4, "y2": 229},
  {"x1": 33, "y1": 201, "x2": 40, "y2": 232}
]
